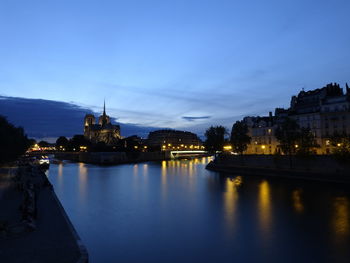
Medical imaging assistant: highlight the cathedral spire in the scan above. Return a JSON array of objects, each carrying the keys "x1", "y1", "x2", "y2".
[{"x1": 103, "y1": 99, "x2": 106, "y2": 116}]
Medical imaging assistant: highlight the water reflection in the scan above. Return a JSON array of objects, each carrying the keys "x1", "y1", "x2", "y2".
[
  {"x1": 78, "y1": 163, "x2": 88, "y2": 200},
  {"x1": 161, "y1": 161, "x2": 167, "y2": 178},
  {"x1": 332, "y1": 197, "x2": 349, "y2": 239},
  {"x1": 48, "y1": 157, "x2": 350, "y2": 263},
  {"x1": 292, "y1": 189, "x2": 304, "y2": 214},
  {"x1": 142, "y1": 164, "x2": 148, "y2": 176},
  {"x1": 161, "y1": 161, "x2": 167, "y2": 200},
  {"x1": 223, "y1": 176, "x2": 242, "y2": 233},
  {"x1": 57, "y1": 163, "x2": 63, "y2": 187},
  {"x1": 133, "y1": 164, "x2": 138, "y2": 176},
  {"x1": 258, "y1": 180, "x2": 272, "y2": 236},
  {"x1": 142, "y1": 164, "x2": 149, "y2": 186}
]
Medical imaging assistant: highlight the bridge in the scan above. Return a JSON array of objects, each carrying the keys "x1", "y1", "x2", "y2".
[{"x1": 169, "y1": 150, "x2": 208, "y2": 159}]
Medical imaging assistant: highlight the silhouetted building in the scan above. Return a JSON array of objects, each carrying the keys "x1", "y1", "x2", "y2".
[
  {"x1": 289, "y1": 83, "x2": 350, "y2": 154},
  {"x1": 84, "y1": 102, "x2": 121, "y2": 145},
  {"x1": 147, "y1": 129, "x2": 203, "y2": 151}
]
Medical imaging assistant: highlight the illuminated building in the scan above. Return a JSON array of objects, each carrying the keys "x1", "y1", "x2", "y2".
[
  {"x1": 83, "y1": 101, "x2": 121, "y2": 145},
  {"x1": 243, "y1": 112, "x2": 279, "y2": 154},
  {"x1": 146, "y1": 129, "x2": 202, "y2": 151},
  {"x1": 240, "y1": 83, "x2": 350, "y2": 154}
]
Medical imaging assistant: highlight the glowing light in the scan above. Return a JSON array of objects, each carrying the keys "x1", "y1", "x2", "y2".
[
  {"x1": 337, "y1": 143, "x2": 342, "y2": 147},
  {"x1": 261, "y1": 145, "x2": 266, "y2": 149},
  {"x1": 79, "y1": 146, "x2": 87, "y2": 151},
  {"x1": 295, "y1": 144, "x2": 299, "y2": 148},
  {"x1": 223, "y1": 145, "x2": 232, "y2": 151}
]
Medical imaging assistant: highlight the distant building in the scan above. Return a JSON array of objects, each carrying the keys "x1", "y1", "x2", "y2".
[
  {"x1": 146, "y1": 129, "x2": 203, "y2": 151},
  {"x1": 240, "y1": 83, "x2": 350, "y2": 154},
  {"x1": 84, "y1": 102, "x2": 121, "y2": 145}
]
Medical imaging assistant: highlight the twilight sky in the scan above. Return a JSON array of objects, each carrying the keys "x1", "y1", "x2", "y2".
[{"x1": 1, "y1": 0, "x2": 350, "y2": 139}]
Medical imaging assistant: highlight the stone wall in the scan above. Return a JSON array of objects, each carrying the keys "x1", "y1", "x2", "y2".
[{"x1": 207, "y1": 154, "x2": 350, "y2": 183}]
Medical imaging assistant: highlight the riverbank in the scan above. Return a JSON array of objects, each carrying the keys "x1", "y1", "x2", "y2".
[
  {"x1": 0, "y1": 165, "x2": 88, "y2": 263},
  {"x1": 54, "y1": 151, "x2": 209, "y2": 165},
  {"x1": 55, "y1": 151, "x2": 175, "y2": 164},
  {"x1": 206, "y1": 154, "x2": 350, "y2": 184}
]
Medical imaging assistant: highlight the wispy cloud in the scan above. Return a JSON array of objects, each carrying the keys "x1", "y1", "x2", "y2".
[{"x1": 182, "y1": 116, "x2": 211, "y2": 122}]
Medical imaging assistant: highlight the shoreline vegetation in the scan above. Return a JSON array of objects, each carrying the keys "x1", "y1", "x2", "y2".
[{"x1": 206, "y1": 154, "x2": 350, "y2": 184}]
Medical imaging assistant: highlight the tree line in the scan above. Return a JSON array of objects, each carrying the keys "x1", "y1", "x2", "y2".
[{"x1": 0, "y1": 115, "x2": 30, "y2": 163}]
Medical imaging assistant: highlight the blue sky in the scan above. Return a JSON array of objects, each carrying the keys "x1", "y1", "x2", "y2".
[{"x1": 1, "y1": 0, "x2": 350, "y2": 138}]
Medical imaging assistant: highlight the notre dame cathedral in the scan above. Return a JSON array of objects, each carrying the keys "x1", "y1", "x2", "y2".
[{"x1": 83, "y1": 102, "x2": 121, "y2": 145}]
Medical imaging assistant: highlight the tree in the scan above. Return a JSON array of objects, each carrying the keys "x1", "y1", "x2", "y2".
[
  {"x1": 68, "y1": 135, "x2": 91, "y2": 151},
  {"x1": 0, "y1": 115, "x2": 30, "y2": 163},
  {"x1": 230, "y1": 121, "x2": 251, "y2": 155},
  {"x1": 330, "y1": 134, "x2": 350, "y2": 161},
  {"x1": 28, "y1": 138, "x2": 37, "y2": 148},
  {"x1": 38, "y1": 140, "x2": 50, "y2": 147},
  {"x1": 295, "y1": 128, "x2": 319, "y2": 156},
  {"x1": 56, "y1": 136, "x2": 69, "y2": 150},
  {"x1": 275, "y1": 118, "x2": 300, "y2": 156},
  {"x1": 275, "y1": 118, "x2": 300, "y2": 168},
  {"x1": 204, "y1": 126, "x2": 227, "y2": 154}
]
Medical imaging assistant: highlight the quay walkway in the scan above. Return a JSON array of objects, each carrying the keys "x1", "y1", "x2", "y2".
[{"x1": 0, "y1": 166, "x2": 88, "y2": 263}]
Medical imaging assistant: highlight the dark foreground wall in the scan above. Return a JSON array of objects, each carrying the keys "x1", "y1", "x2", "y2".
[{"x1": 207, "y1": 154, "x2": 350, "y2": 183}]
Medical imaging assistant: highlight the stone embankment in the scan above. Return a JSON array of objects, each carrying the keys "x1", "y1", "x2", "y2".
[
  {"x1": 0, "y1": 165, "x2": 88, "y2": 263},
  {"x1": 206, "y1": 154, "x2": 350, "y2": 183},
  {"x1": 55, "y1": 151, "x2": 172, "y2": 164}
]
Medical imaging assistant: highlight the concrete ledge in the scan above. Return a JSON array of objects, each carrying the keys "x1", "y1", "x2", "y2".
[
  {"x1": 206, "y1": 161, "x2": 350, "y2": 184},
  {"x1": 50, "y1": 189, "x2": 88, "y2": 263}
]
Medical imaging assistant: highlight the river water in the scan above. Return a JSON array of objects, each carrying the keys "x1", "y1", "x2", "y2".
[{"x1": 47, "y1": 157, "x2": 350, "y2": 263}]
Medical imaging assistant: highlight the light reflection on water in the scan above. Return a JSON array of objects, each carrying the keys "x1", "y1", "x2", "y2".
[
  {"x1": 47, "y1": 157, "x2": 350, "y2": 263},
  {"x1": 258, "y1": 180, "x2": 272, "y2": 237},
  {"x1": 333, "y1": 197, "x2": 349, "y2": 239},
  {"x1": 78, "y1": 163, "x2": 88, "y2": 201},
  {"x1": 292, "y1": 189, "x2": 304, "y2": 213},
  {"x1": 223, "y1": 176, "x2": 241, "y2": 233}
]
